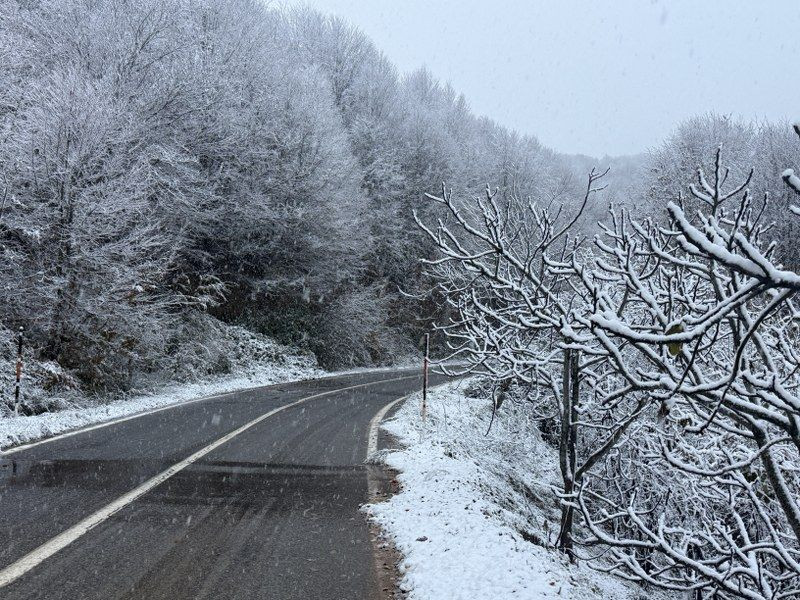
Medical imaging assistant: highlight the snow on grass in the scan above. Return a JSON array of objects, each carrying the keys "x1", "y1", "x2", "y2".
[
  {"x1": 364, "y1": 379, "x2": 668, "y2": 600},
  {"x1": 0, "y1": 334, "x2": 324, "y2": 451}
]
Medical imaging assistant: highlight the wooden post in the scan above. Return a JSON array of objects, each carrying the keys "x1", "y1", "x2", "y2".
[
  {"x1": 14, "y1": 326, "x2": 23, "y2": 415},
  {"x1": 422, "y1": 332, "x2": 430, "y2": 421}
]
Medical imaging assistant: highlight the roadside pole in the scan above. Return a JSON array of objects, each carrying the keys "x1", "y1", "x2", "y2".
[
  {"x1": 14, "y1": 326, "x2": 23, "y2": 415},
  {"x1": 421, "y1": 332, "x2": 430, "y2": 421}
]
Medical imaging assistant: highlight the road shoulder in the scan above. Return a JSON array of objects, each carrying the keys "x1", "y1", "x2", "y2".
[
  {"x1": 362, "y1": 380, "x2": 674, "y2": 600},
  {"x1": 366, "y1": 422, "x2": 406, "y2": 600}
]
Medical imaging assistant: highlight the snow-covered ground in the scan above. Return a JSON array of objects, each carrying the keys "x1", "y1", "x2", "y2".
[
  {"x1": 0, "y1": 334, "x2": 324, "y2": 451},
  {"x1": 365, "y1": 379, "x2": 669, "y2": 600}
]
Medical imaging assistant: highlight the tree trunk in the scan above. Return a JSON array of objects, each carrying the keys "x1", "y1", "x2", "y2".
[
  {"x1": 47, "y1": 162, "x2": 76, "y2": 363},
  {"x1": 557, "y1": 347, "x2": 580, "y2": 559}
]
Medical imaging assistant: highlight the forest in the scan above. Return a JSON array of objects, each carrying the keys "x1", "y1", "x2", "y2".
[{"x1": 1, "y1": 0, "x2": 577, "y2": 395}]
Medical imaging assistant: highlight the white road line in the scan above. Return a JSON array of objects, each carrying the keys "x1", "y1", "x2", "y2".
[
  {"x1": 366, "y1": 393, "x2": 411, "y2": 459},
  {"x1": 1, "y1": 369, "x2": 416, "y2": 456},
  {"x1": 0, "y1": 373, "x2": 418, "y2": 589},
  {"x1": 366, "y1": 382, "x2": 450, "y2": 460}
]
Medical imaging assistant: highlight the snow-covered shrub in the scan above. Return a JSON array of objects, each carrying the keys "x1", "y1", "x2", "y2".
[
  {"x1": 418, "y1": 131, "x2": 800, "y2": 598},
  {"x1": 312, "y1": 286, "x2": 418, "y2": 368},
  {"x1": 0, "y1": 326, "x2": 80, "y2": 416}
]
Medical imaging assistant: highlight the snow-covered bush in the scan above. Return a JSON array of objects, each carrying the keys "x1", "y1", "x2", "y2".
[
  {"x1": 312, "y1": 286, "x2": 418, "y2": 368},
  {"x1": 418, "y1": 128, "x2": 800, "y2": 598},
  {"x1": 573, "y1": 147, "x2": 800, "y2": 599},
  {"x1": 0, "y1": 326, "x2": 80, "y2": 416}
]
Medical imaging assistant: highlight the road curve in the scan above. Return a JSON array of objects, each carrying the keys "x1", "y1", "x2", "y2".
[{"x1": 0, "y1": 368, "x2": 447, "y2": 599}]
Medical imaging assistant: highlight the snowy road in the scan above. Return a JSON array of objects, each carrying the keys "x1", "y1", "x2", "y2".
[{"x1": 0, "y1": 368, "x2": 445, "y2": 599}]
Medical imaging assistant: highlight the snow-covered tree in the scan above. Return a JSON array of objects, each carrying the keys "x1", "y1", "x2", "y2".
[
  {"x1": 572, "y1": 143, "x2": 800, "y2": 600},
  {"x1": 419, "y1": 125, "x2": 800, "y2": 597}
]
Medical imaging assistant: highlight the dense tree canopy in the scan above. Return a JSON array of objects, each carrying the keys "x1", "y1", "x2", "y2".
[{"x1": 0, "y1": 0, "x2": 579, "y2": 391}]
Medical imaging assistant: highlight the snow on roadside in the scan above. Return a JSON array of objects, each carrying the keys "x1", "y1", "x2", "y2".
[
  {"x1": 364, "y1": 379, "x2": 667, "y2": 600},
  {"x1": 0, "y1": 341, "x2": 323, "y2": 451}
]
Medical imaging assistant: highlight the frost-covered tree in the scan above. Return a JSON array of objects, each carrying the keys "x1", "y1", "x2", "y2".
[
  {"x1": 419, "y1": 125, "x2": 800, "y2": 597},
  {"x1": 575, "y1": 147, "x2": 800, "y2": 599},
  {"x1": 1, "y1": 0, "x2": 588, "y2": 388},
  {"x1": 415, "y1": 168, "x2": 651, "y2": 557},
  {"x1": 644, "y1": 113, "x2": 800, "y2": 269}
]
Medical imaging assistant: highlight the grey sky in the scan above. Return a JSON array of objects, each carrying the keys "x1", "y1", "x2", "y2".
[{"x1": 290, "y1": 0, "x2": 800, "y2": 157}]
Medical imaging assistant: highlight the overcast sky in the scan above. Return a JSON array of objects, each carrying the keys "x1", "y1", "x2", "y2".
[{"x1": 288, "y1": 0, "x2": 799, "y2": 158}]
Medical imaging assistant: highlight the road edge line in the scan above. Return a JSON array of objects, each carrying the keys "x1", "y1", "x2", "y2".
[
  {"x1": 366, "y1": 394, "x2": 411, "y2": 460},
  {"x1": 366, "y1": 381, "x2": 453, "y2": 461}
]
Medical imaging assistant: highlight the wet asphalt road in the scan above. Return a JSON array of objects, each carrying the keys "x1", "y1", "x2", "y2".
[{"x1": 0, "y1": 368, "x2": 446, "y2": 600}]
